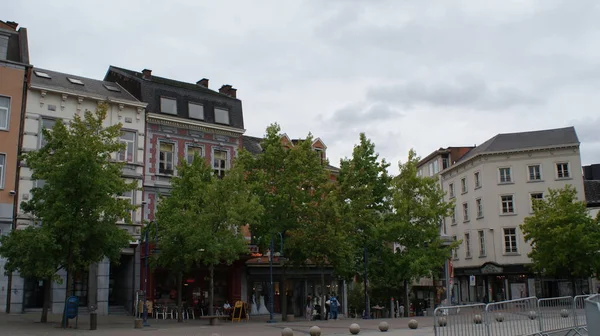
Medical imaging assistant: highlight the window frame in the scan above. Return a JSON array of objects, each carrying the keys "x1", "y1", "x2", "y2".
[
  {"x1": 530, "y1": 192, "x2": 544, "y2": 213},
  {"x1": 158, "y1": 141, "x2": 176, "y2": 175},
  {"x1": 476, "y1": 198, "x2": 483, "y2": 218},
  {"x1": 451, "y1": 206, "x2": 457, "y2": 225},
  {"x1": 461, "y1": 177, "x2": 467, "y2": 194},
  {"x1": 185, "y1": 144, "x2": 204, "y2": 164},
  {"x1": 474, "y1": 171, "x2": 481, "y2": 189},
  {"x1": 39, "y1": 117, "x2": 57, "y2": 148},
  {"x1": 0, "y1": 153, "x2": 5, "y2": 189},
  {"x1": 556, "y1": 162, "x2": 570, "y2": 179},
  {"x1": 160, "y1": 97, "x2": 177, "y2": 115},
  {"x1": 188, "y1": 102, "x2": 204, "y2": 120},
  {"x1": 214, "y1": 107, "x2": 230, "y2": 125},
  {"x1": 118, "y1": 130, "x2": 136, "y2": 163},
  {"x1": 117, "y1": 190, "x2": 134, "y2": 223},
  {"x1": 0, "y1": 95, "x2": 10, "y2": 131},
  {"x1": 500, "y1": 194, "x2": 515, "y2": 214},
  {"x1": 449, "y1": 183, "x2": 455, "y2": 198},
  {"x1": 0, "y1": 35, "x2": 8, "y2": 60},
  {"x1": 503, "y1": 228, "x2": 518, "y2": 253},
  {"x1": 212, "y1": 148, "x2": 230, "y2": 178},
  {"x1": 527, "y1": 164, "x2": 542, "y2": 181},
  {"x1": 452, "y1": 235, "x2": 459, "y2": 260},
  {"x1": 462, "y1": 202, "x2": 469, "y2": 222},
  {"x1": 498, "y1": 167, "x2": 512, "y2": 184},
  {"x1": 478, "y1": 230, "x2": 486, "y2": 257}
]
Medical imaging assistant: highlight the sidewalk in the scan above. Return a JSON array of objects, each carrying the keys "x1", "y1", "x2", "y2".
[{"x1": 0, "y1": 313, "x2": 436, "y2": 336}]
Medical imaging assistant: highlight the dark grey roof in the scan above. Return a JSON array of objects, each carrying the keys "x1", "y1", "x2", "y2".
[
  {"x1": 457, "y1": 127, "x2": 579, "y2": 163},
  {"x1": 584, "y1": 180, "x2": 600, "y2": 205},
  {"x1": 242, "y1": 135, "x2": 263, "y2": 155},
  {"x1": 31, "y1": 68, "x2": 141, "y2": 103}
]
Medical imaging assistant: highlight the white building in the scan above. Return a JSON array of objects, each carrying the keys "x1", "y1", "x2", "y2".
[
  {"x1": 439, "y1": 127, "x2": 585, "y2": 303},
  {"x1": 9, "y1": 68, "x2": 147, "y2": 315}
]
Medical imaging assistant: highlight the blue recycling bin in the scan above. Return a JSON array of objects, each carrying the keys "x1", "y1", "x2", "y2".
[{"x1": 64, "y1": 296, "x2": 79, "y2": 328}]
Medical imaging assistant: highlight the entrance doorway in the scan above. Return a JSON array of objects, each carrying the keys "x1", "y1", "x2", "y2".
[
  {"x1": 109, "y1": 254, "x2": 134, "y2": 314},
  {"x1": 23, "y1": 278, "x2": 44, "y2": 309}
]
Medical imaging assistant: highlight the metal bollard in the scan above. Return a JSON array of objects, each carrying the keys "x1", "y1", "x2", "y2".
[{"x1": 90, "y1": 312, "x2": 97, "y2": 330}]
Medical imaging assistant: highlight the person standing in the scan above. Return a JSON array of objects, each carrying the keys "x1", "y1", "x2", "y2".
[{"x1": 329, "y1": 296, "x2": 339, "y2": 320}]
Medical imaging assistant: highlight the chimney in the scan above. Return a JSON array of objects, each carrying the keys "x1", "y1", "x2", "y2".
[
  {"x1": 142, "y1": 69, "x2": 152, "y2": 80},
  {"x1": 197, "y1": 78, "x2": 209, "y2": 88},
  {"x1": 6, "y1": 21, "x2": 18, "y2": 30},
  {"x1": 219, "y1": 84, "x2": 237, "y2": 98}
]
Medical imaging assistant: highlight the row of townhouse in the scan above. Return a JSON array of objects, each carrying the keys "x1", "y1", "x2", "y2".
[
  {"x1": 416, "y1": 126, "x2": 600, "y2": 308},
  {"x1": 0, "y1": 20, "x2": 343, "y2": 317}
]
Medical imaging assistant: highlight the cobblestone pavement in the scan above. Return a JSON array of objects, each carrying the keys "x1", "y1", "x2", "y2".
[{"x1": 0, "y1": 313, "x2": 436, "y2": 336}]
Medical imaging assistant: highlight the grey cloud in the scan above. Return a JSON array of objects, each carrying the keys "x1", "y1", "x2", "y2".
[
  {"x1": 327, "y1": 102, "x2": 403, "y2": 127},
  {"x1": 571, "y1": 117, "x2": 600, "y2": 144},
  {"x1": 366, "y1": 76, "x2": 542, "y2": 110}
]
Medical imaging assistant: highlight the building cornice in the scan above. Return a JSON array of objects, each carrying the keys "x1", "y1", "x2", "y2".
[
  {"x1": 440, "y1": 144, "x2": 580, "y2": 176},
  {"x1": 29, "y1": 84, "x2": 147, "y2": 109},
  {"x1": 147, "y1": 113, "x2": 245, "y2": 136}
]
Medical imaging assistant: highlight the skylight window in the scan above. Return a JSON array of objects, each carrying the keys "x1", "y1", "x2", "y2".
[
  {"x1": 67, "y1": 77, "x2": 84, "y2": 85},
  {"x1": 34, "y1": 71, "x2": 51, "y2": 79},
  {"x1": 103, "y1": 84, "x2": 121, "y2": 92}
]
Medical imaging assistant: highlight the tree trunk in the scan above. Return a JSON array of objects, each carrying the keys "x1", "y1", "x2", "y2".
[
  {"x1": 209, "y1": 264, "x2": 215, "y2": 316},
  {"x1": 403, "y1": 280, "x2": 409, "y2": 317},
  {"x1": 321, "y1": 269, "x2": 326, "y2": 320},
  {"x1": 177, "y1": 272, "x2": 183, "y2": 322},
  {"x1": 281, "y1": 271, "x2": 287, "y2": 321},
  {"x1": 41, "y1": 278, "x2": 51, "y2": 323}
]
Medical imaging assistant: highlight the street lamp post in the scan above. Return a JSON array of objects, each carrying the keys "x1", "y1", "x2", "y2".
[
  {"x1": 142, "y1": 221, "x2": 158, "y2": 327},
  {"x1": 267, "y1": 235, "x2": 277, "y2": 323}
]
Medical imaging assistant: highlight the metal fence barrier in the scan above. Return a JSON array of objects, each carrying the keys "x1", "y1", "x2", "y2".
[
  {"x1": 485, "y1": 297, "x2": 540, "y2": 336},
  {"x1": 434, "y1": 295, "x2": 590, "y2": 336},
  {"x1": 434, "y1": 303, "x2": 487, "y2": 336},
  {"x1": 585, "y1": 295, "x2": 600, "y2": 335}
]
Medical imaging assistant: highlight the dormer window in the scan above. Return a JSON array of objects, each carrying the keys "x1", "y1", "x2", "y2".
[
  {"x1": 160, "y1": 97, "x2": 177, "y2": 115},
  {"x1": 215, "y1": 108, "x2": 230, "y2": 125},
  {"x1": 67, "y1": 77, "x2": 84, "y2": 85},
  {"x1": 314, "y1": 148, "x2": 325, "y2": 164}
]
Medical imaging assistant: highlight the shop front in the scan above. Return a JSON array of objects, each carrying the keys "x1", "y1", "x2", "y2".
[{"x1": 245, "y1": 257, "x2": 346, "y2": 319}]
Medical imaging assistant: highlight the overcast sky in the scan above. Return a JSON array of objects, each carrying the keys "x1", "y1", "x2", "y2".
[{"x1": 6, "y1": 0, "x2": 600, "y2": 173}]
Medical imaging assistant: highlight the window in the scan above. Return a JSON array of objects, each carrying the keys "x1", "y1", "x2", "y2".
[
  {"x1": 417, "y1": 168, "x2": 423, "y2": 177},
  {"x1": 0, "y1": 35, "x2": 8, "y2": 60},
  {"x1": 442, "y1": 158, "x2": 450, "y2": 169},
  {"x1": 160, "y1": 97, "x2": 177, "y2": 115},
  {"x1": 474, "y1": 171, "x2": 481, "y2": 188},
  {"x1": 159, "y1": 142, "x2": 174, "y2": 175},
  {"x1": 503, "y1": 228, "x2": 518, "y2": 253},
  {"x1": 103, "y1": 84, "x2": 121, "y2": 92},
  {"x1": 213, "y1": 149, "x2": 228, "y2": 178},
  {"x1": 189, "y1": 102, "x2": 204, "y2": 120},
  {"x1": 428, "y1": 162, "x2": 434, "y2": 176},
  {"x1": 465, "y1": 233, "x2": 471, "y2": 258},
  {"x1": 528, "y1": 165, "x2": 542, "y2": 181},
  {"x1": 67, "y1": 77, "x2": 84, "y2": 85},
  {"x1": 34, "y1": 71, "x2": 51, "y2": 79},
  {"x1": 530, "y1": 192, "x2": 543, "y2": 212},
  {"x1": 449, "y1": 183, "x2": 455, "y2": 198},
  {"x1": 461, "y1": 177, "x2": 467, "y2": 193},
  {"x1": 40, "y1": 118, "x2": 57, "y2": 147},
  {"x1": 452, "y1": 235, "x2": 458, "y2": 259},
  {"x1": 314, "y1": 148, "x2": 325, "y2": 164},
  {"x1": 556, "y1": 163, "x2": 570, "y2": 179},
  {"x1": 476, "y1": 198, "x2": 483, "y2": 218},
  {"x1": 118, "y1": 131, "x2": 136, "y2": 163},
  {"x1": 501, "y1": 195, "x2": 515, "y2": 214},
  {"x1": 0, "y1": 154, "x2": 5, "y2": 189},
  {"x1": 499, "y1": 167, "x2": 512, "y2": 183},
  {"x1": 433, "y1": 160, "x2": 439, "y2": 174},
  {"x1": 118, "y1": 191, "x2": 133, "y2": 223},
  {"x1": 463, "y1": 202, "x2": 469, "y2": 222},
  {"x1": 0, "y1": 96, "x2": 9, "y2": 130},
  {"x1": 478, "y1": 230, "x2": 486, "y2": 257},
  {"x1": 186, "y1": 145, "x2": 203, "y2": 164},
  {"x1": 451, "y1": 207, "x2": 456, "y2": 225},
  {"x1": 215, "y1": 108, "x2": 230, "y2": 125}
]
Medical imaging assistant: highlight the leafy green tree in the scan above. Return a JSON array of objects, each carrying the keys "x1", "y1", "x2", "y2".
[
  {"x1": 237, "y1": 123, "x2": 346, "y2": 319},
  {"x1": 521, "y1": 185, "x2": 600, "y2": 294},
  {"x1": 13, "y1": 103, "x2": 135, "y2": 326},
  {"x1": 0, "y1": 226, "x2": 61, "y2": 322},
  {"x1": 336, "y1": 133, "x2": 392, "y2": 315},
  {"x1": 153, "y1": 154, "x2": 262, "y2": 321},
  {"x1": 370, "y1": 149, "x2": 456, "y2": 315}
]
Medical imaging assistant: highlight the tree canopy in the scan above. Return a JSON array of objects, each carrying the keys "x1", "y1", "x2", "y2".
[
  {"x1": 153, "y1": 153, "x2": 262, "y2": 318},
  {"x1": 521, "y1": 185, "x2": 600, "y2": 280}
]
